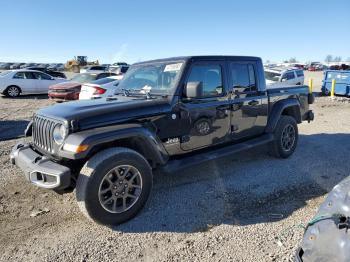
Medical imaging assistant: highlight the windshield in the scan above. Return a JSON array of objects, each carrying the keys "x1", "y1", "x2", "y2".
[
  {"x1": 0, "y1": 71, "x2": 11, "y2": 77},
  {"x1": 71, "y1": 73, "x2": 97, "y2": 83},
  {"x1": 91, "y1": 77, "x2": 116, "y2": 85},
  {"x1": 116, "y1": 62, "x2": 184, "y2": 95},
  {"x1": 264, "y1": 71, "x2": 281, "y2": 81}
]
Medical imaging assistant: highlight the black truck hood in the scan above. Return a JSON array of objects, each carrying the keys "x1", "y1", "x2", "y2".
[{"x1": 37, "y1": 96, "x2": 171, "y2": 130}]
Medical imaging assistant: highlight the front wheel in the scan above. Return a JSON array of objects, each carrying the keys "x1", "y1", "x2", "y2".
[
  {"x1": 269, "y1": 115, "x2": 298, "y2": 158},
  {"x1": 76, "y1": 147, "x2": 153, "y2": 226}
]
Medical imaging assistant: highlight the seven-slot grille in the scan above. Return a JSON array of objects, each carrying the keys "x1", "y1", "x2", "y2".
[{"x1": 32, "y1": 115, "x2": 58, "y2": 152}]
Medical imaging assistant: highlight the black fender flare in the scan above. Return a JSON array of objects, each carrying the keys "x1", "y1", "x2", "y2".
[
  {"x1": 59, "y1": 126, "x2": 169, "y2": 166},
  {"x1": 265, "y1": 98, "x2": 301, "y2": 133}
]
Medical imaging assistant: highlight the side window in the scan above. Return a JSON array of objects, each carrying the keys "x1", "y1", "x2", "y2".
[
  {"x1": 296, "y1": 70, "x2": 304, "y2": 77},
  {"x1": 187, "y1": 64, "x2": 223, "y2": 97},
  {"x1": 25, "y1": 72, "x2": 36, "y2": 79},
  {"x1": 33, "y1": 72, "x2": 51, "y2": 80},
  {"x1": 231, "y1": 64, "x2": 250, "y2": 92},
  {"x1": 282, "y1": 72, "x2": 295, "y2": 80},
  {"x1": 13, "y1": 72, "x2": 26, "y2": 79}
]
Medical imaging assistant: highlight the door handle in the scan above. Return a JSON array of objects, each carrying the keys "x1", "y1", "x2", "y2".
[{"x1": 248, "y1": 100, "x2": 259, "y2": 106}]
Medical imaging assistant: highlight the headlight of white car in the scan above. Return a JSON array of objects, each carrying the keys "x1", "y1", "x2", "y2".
[{"x1": 53, "y1": 124, "x2": 67, "y2": 145}]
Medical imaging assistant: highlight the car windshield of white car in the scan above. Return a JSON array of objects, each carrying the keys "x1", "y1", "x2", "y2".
[
  {"x1": 116, "y1": 62, "x2": 184, "y2": 95},
  {"x1": 71, "y1": 74, "x2": 97, "y2": 83},
  {"x1": 264, "y1": 71, "x2": 281, "y2": 81},
  {"x1": 91, "y1": 78, "x2": 116, "y2": 85}
]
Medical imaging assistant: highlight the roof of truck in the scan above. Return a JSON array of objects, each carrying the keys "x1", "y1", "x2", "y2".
[{"x1": 133, "y1": 56, "x2": 262, "y2": 65}]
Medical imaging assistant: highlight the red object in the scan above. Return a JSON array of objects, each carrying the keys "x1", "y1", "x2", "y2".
[
  {"x1": 48, "y1": 82, "x2": 82, "y2": 101},
  {"x1": 92, "y1": 86, "x2": 106, "y2": 95}
]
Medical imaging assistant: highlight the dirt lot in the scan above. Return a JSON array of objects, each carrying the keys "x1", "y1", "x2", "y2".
[{"x1": 1, "y1": 83, "x2": 350, "y2": 261}]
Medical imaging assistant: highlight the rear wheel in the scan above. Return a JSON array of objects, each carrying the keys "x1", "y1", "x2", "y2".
[
  {"x1": 270, "y1": 115, "x2": 298, "y2": 158},
  {"x1": 76, "y1": 147, "x2": 152, "y2": 226},
  {"x1": 5, "y1": 86, "x2": 21, "y2": 97}
]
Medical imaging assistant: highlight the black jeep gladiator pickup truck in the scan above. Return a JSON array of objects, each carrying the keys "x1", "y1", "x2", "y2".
[{"x1": 10, "y1": 56, "x2": 314, "y2": 226}]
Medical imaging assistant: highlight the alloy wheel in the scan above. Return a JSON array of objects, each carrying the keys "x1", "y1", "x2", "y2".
[{"x1": 98, "y1": 165, "x2": 142, "y2": 213}]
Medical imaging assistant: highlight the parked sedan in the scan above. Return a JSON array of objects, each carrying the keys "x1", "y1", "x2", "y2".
[
  {"x1": 20, "y1": 63, "x2": 36, "y2": 69},
  {"x1": 0, "y1": 63, "x2": 14, "y2": 70},
  {"x1": 10, "y1": 63, "x2": 25, "y2": 69},
  {"x1": 80, "y1": 65, "x2": 108, "y2": 74},
  {"x1": 26, "y1": 67, "x2": 66, "y2": 79},
  {"x1": 48, "y1": 72, "x2": 116, "y2": 101},
  {"x1": 0, "y1": 70, "x2": 68, "y2": 97},
  {"x1": 55, "y1": 64, "x2": 65, "y2": 71},
  {"x1": 37, "y1": 63, "x2": 50, "y2": 69},
  {"x1": 79, "y1": 75, "x2": 123, "y2": 100}
]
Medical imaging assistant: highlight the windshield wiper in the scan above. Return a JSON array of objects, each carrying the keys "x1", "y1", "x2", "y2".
[
  {"x1": 121, "y1": 88, "x2": 131, "y2": 97},
  {"x1": 114, "y1": 89, "x2": 168, "y2": 99}
]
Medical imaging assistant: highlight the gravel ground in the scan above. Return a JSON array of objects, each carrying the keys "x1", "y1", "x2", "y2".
[{"x1": 1, "y1": 88, "x2": 350, "y2": 261}]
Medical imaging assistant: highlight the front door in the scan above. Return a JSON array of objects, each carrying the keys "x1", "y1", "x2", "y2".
[
  {"x1": 229, "y1": 62, "x2": 268, "y2": 140},
  {"x1": 180, "y1": 61, "x2": 231, "y2": 151}
]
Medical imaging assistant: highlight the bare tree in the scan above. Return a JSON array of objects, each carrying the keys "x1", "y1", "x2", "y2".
[
  {"x1": 288, "y1": 57, "x2": 298, "y2": 63},
  {"x1": 325, "y1": 55, "x2": 333, "y2": 63},
  {"x1": 265, "y1": 59, "x2": 271, "y2": 64},
  {"x1": 346, "y1": 57, "x2": 350, "y2": 62},
  {"x1": 334, "y1": 56, "x2": 342, "y2": 62}
]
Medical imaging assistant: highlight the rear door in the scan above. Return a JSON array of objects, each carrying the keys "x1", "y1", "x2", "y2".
[{"x1": 229, "y1": 61, "x2": 268, "y2": 140}]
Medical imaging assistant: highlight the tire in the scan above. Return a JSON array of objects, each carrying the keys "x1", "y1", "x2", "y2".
[
  {"x1": 269, "y1": 115, "x2": 298, "y2": 158},
  {"x1": 5, "y1": 86, "x2": 21, "y2": 97},
  {"x1": 76, "y1": 147, "x2": 152, "y2": 226}
]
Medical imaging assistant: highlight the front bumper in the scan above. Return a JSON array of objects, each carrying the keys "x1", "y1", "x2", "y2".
[{"x1": 10, "y1": 143, "x2": 71, "y2": 190}]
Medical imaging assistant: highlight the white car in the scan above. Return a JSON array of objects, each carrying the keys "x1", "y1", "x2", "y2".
[
  {"x1": 264, "y1": 67, "x2": 304, "y2": 88},
  {"x1": 80, "y1": 65, "x2": 108, "y2": 74},
  {"x1": 79, "y1": 75, "x2": 123, "y2": 100},
  {"x1": 0, "y1": 70, "x2": 68, "y2": 97}
]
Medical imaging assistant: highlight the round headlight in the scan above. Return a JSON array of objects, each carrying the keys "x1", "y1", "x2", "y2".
[{"x1": 53, "y1": 124, "x2": 67, "y2": 145}]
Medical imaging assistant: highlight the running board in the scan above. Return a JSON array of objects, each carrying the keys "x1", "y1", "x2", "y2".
[{"x1": 159, "y1": 134, "x2": 274, "y2": 174}]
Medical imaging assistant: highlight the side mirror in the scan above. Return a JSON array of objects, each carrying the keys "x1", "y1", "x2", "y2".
[
  {"x1": 281, "y1": 78, "x2": 287, "y2": 82},
  {"x1": 185, "y1": 81, "x2": 203, "y2": 98}
]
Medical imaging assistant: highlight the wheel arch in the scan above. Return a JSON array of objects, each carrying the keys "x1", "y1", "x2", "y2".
[
  {"x1": 265, "y1": 98, "x2": 301, "y2": 133},
  {"x1": 62, "y1": 127, "x2": 169, "y2": 168},
  {"x1": 5, "y1": 85, "x2": 22, "y2": 94}
]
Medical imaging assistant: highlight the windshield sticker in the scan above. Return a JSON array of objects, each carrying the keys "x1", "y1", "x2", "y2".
[{"x1": 164, "y1": 63, "x2": 183, "y2": 72}]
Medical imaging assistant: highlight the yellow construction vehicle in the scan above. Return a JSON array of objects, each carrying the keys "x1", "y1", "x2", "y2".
[{"x1": 65, "y1": 56, "x2": 99, "y2": 73}]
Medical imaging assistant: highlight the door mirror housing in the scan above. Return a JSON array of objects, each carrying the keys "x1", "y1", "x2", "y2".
[{"x1": 185, "y1": 81, "x2": 203, "y2": 98}]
